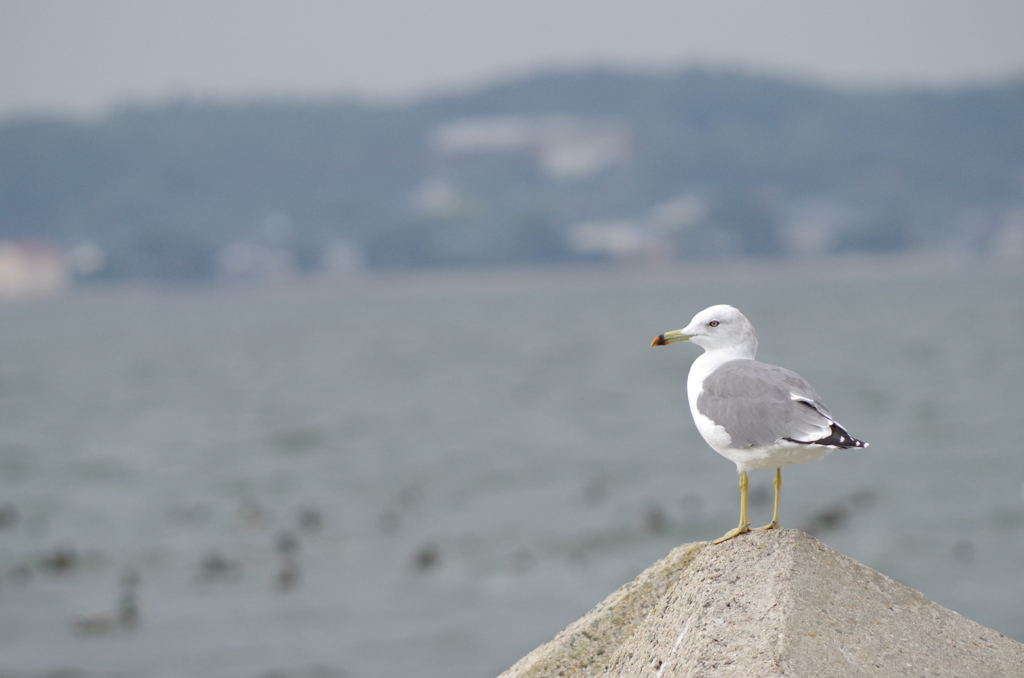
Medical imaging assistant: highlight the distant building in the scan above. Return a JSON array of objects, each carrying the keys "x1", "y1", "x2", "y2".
[
  {"x1": 217, "y1": 242, "x2": 297, "y2": 282},
  {"x1": 566, "y1": 196, "x2": 710, "y2": 264},
  {"x1": 320, "y1": 240, "x2": 366, "y2": 276},
  {"x1": 567, "y1": 220, "x2": 650, "y2": 262},
  {"x1": 409, "y1": 178, "x2": 467, "y2": 217},
  {"x1": 0, "y1": 241, "x2": 70, "y2": 300},
  {"x1": 429, "y1": 115, "x2": 632, "y2": 181},
  {"x1": 779, "y1": 199, "x2": 854, "y2": 256}
]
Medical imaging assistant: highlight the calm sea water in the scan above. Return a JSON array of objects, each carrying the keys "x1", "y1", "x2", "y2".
[{"x1": 1, "y1": 264, "x2": 1022, "y2": 678}]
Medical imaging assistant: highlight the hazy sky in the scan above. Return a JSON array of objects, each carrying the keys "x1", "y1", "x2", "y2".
[{"x1": 3, "y1": 0, "x2": 1024, "y2": 118}]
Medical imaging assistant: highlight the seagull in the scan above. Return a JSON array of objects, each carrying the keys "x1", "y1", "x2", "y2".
[{"x1": 652, "y1": 304, "x2": 867, "y2": 544}]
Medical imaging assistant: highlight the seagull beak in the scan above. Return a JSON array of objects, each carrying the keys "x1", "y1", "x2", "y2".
[{"x1": 651, "y1": 329, "x2": 693, "y2": 346}]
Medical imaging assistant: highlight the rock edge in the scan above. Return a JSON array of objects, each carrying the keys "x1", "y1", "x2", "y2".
[{"x1": 498, "y1": 529, "x2": 1024, "y2": 677}]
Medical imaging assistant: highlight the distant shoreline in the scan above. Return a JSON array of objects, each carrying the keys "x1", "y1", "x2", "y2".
[{"x1": 51, "y1": 250, "x2": 1020, "y2": 305}]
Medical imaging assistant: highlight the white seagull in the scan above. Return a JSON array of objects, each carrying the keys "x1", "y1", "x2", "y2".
[{"x1": 652, "y1": 304, "x2": 867, "y2": 543}]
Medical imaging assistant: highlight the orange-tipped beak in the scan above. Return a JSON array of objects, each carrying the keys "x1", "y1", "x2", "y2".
[{"x1": 651, "y1": 329, "x2": 691, "y2": 346}]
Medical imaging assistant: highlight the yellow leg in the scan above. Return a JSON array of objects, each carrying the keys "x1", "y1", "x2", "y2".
[
  {"x1": 713, "y1": 471, "x2": 751, "y2": 544},
  {"x1": 756, "y1": 468, "x2": 782, "y2": 530}
]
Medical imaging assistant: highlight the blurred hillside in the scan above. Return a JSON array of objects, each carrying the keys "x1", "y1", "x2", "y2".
[{"x1": 2, "y1": 67, "x2": 1023, "y2": 281}]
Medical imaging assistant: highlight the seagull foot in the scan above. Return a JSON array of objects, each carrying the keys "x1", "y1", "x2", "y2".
[
  {"x1": 712, "y1": 523, "x2": 750, "y2": 544},
  {"x1": 755, "y1": 521, "x2": 781, "y2": 531}
]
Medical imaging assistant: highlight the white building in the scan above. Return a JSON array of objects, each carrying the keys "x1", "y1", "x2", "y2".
[{"x1": 0, "y1": 241, "x2": 70, "y2": 300}]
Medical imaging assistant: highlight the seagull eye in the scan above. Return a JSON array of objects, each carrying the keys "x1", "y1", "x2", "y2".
[{"x1": 708, "y1": 320, "x2": 719, "y2": 327}]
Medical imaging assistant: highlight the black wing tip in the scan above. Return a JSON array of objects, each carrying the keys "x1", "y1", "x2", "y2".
[
  {"x1": 786, "y1": 423, "x2": 867, "y2": 449},
  {"x1": 816, "y1": 423, "x2": 868, "y2": 449}
]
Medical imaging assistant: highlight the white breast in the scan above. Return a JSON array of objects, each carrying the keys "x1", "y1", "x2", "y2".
[{"x1": 686, "y1": 350, "x2": 745, "y2": 454}]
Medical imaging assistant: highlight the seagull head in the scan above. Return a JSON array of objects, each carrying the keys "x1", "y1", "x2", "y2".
[{"x1": 651, "y1": 304, "x2": 758, "y2": 356}]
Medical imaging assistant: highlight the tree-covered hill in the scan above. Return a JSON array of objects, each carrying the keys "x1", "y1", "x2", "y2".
[{"x1": 2, "y1": 68, "x2": 1022, "y2": 280}]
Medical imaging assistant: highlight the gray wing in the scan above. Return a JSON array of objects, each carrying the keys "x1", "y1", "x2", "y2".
[{"x1": 696, "y1": 359, "x2": 834, "y2": 448}]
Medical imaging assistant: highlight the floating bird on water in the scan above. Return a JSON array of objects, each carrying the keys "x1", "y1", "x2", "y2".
[
  {"x1": 273, "y1": 555, "x2": 301, "y2": 592},
  {"x1": 652, "y1": 305, "x2": 867, "y2": 544},
  {"x1": 74, "y1": 570, "x2": 140, "y2": 635}
]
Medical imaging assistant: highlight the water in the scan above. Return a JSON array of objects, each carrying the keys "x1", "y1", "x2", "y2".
[{"x1": 0, "y1": 265, "x2": 1022, "y2": 678}]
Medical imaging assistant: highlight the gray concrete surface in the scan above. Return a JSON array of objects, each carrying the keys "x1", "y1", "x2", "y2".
[{"x1": 499, "y1": 529, "x2": 1024, "y2": 677}]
